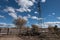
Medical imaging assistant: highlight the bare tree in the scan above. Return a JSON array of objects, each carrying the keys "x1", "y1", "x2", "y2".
[{"x1": 14, "y1": 17, "x2": 27, "y2": 35}]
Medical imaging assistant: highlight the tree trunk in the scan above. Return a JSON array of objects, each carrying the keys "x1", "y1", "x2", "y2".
[
  {"x1": 7, "y1": 28, "x2": 9, "y2": 35},
  {"x1": 17, "y1": 25, "x2": 21, "y2": 35},
  {"x1": 0, "y1": 28, "x2": 1, "y2": 33}
]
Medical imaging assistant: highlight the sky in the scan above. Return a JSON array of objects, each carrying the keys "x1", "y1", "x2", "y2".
[
  {"x1": 41, "y1": 0, "x2": 60, "y2": 28},
  {"x1": 0, "y1": 0, "x2": 60, "y2": 28}
]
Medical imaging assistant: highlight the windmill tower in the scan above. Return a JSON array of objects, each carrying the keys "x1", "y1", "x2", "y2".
[{"x1": 37, "y1": 0, "x2": 42, "y2": 27}]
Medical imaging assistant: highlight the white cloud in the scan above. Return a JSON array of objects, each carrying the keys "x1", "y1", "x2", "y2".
[
  {"x1": 15, "y1": 0, "x2": 36, "y2": 12},
  {"x1": 0, "y1": 15, "x2": 5, "y2": 18},
  {"x1": 0, "y1": 23, "x2": 5, "y2": 25},
  {"x1": 6, "y1": 24, "x2": 16, "y2": 27},
  {"x1": 39, "y1": 22, "x2": 60, "y2": 28},
  {"x1": 57, "y1": 17, "x2": 60, "y2": 20},
  {"x1": 4, "y1": 7, "x2": 15, "y2": 13},
  {"x1": 44, "y1": 22, "x2": 60, "y2": 25},
  {"x1": 18, "y1": 14, "x2": 43, "y2": 21},
  {"x1": 6, "y1": 0, "x2": 9, "y2": 1},
  {"x1": 34, "y1": 11, "x2": 38, "y2": 14},
  {"x1": 3, "y1": 6, "x2": 43, "y2": 20},
  {"x1": 38, "y1": 18, "x2": 44, "y2": 20},
  {"x1": 31, "y1": 16, "x2": 37, "y2": 19},
  {"x1": 26, "y1": 14, "x2": 44, "y2": 20},
  {"x1": 23, "y1": 16, "x2": 28, "y2": 21},
  {"x1": 31, "y1": 16, "x2": 44, "y2": 20},
  {"x1": 27, "y1": 14, "x2": 31, "y2": 18},
  {"x1": 3, "y1": 0, "x2": 36, "y2": 19},
  {"x1": 31, "y1": 0, "x2": 36, "y2": 2},
  {"x1": 40, "y1": 23, "x2": 48, "y2": 28},
  {"x1": 9, "y1": 13, "x2": 17, "y2": 19},
  {"x1": 4, "y1": 7, "x2": 17, "y2": 19},
  {"x1": 16, "y1": 8, "x2": 31, "y2": 12},
  {"x1": 18, "y1": 15, "x2": 28, "y2": 21},
  {"x1": 41, "y1": 0, "x2": 46, "y2": 3},
  {"x1": 44, "y1": 22, "x2": 60, "y2": 28},
  {"x1": 0, "y1": 23, "x2": 7, "y2": 27},
  {"x1": 48, "y1": 15, "x2": 51, "y2": 16},
  {"x1": 0, "y1": 5, "x2": 1, "y2": 8},
  {"x1": 33, "y1": 23, "x2": 49, "y2": 28},
  {"x1": 0, "y1": 23, "x2": 16, "y2": 27},
  {"x1": 34, "y1": 24, "x2": 41, "y2": 27},
  {"x1": 48, "y1": 12, "x2": 55, "y2": 16},
  {"x1": 52, "y1": 13, "x2": 55, "y2": 15}
]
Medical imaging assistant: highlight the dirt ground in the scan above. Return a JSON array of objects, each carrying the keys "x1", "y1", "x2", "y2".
[
  {"x1": 0, "y1": 35, "x2": 39, "y2": 40},
  {"x1": 0, "y1": 35, "x2": 60, "y2": 40},
  {"x1": 0, "y1": 35, "x2": 22, "y2": 40}
]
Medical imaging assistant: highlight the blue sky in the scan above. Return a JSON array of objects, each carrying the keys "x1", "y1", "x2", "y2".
[
  {"x1": 41, "y1": 0, "x2": 60, "y2": 22},
  {"x1": 40, "y1": 0, "x2": 60, "y2": 28},
  {"x1": 0, "y1": 0, "x2": 60, "y2": 28}
]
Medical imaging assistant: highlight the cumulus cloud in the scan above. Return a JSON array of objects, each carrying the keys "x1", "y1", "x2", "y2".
[
  {"x1": 6, "y1": 24, "x2": 16, "y2": 27},
  {"x1": 34, "y1": 11, "x2": 38, "y2": 14},
  {"x1": 0, "y1": 23, "x2": 5, "y2": 25},
  {"x1": 31, "y1": 16, "x2": 43, "y2": 20},
  {"x1": 18, "y1": 15, "x2": 28, "y2": 21},
  {"x1": 27, "y1": 14, "x2": 31, "y2": 18},
  {"x1": 18, "y1": 14, "x2": 30, "y2": 21},
  {"x1": 15, "y1": 0, "x2": 36, "y2": 12},
  {"x1": 6, "y1": 0, "x2": 9, "y2": 1},
  {"x1": 9, "y1": 13, "x2": 17, "y2": 19},
  {"x1": 0, "y1": 5, "x2": 1, "y2": 8},
  {"x1": 16, "y1": 8, "x2": 31, "y2": 12},
  {"x1": 3, "y1": 0, "x2": 36, "y2": 19},
  {"x1": 38, "y1": 22, "x2": 60, "y2": 28},
  {"x1": 34, "y1": 23, "x2": 41, "y2": 27},
  {"x1": 48, "y1": 12, "x2": 56, "y2": 16},
  {"x1": 47, "y1": 22, "x2": 60, "y2": 26},
  {"x1": 31, "y1": 16, "x2": 37, "y2": 19},
  {"x1": 26, "y1": 14, "x2": 44, "y2": 20},
  {"x1": 23, "y1": 16, "x2": 28, "y2": 21},
  {"x1": 0, "y1": 15, "x2": 5, "y2": 18},
  {"x1": 44, "y1": 22, "x2": 60, "y2": 25},
  {"x1": 4, "y1": 7, "x2": 15, "y2": 13},
  {"x1": 41, "y1": 0, "x2": 46, "y2": 3},
  {"x1": 57, "y1": 17, "x2": 60, "y2": 20},
  {"x1": 18, "y1": 14, "x2": 43, "y2": 21},
  {"x1": 4, "y1": 7, "x2": 17, "y2": 19},
  {"x1": 48, "y1": 15, "x2": 52, "y2": 16},
  {"x1": 0, "y1": 23, "x2": 16, "y2": 27},
  {"x1": 0, "y1": 23, "x2": 7, "y2": 27},
  {"x1": 40, "y1": 23, "x2": 48, "y2": 28},
  {"x1": 27, "y1": 14, "x2": 44, "y2": 20},
  {"x1": 33, "y1": 23, "x2": 49, "y2": 28},
  {"x1": 52, "y1": 13, "x2": 55, "y2": 15},
  {"x1": 31, "y1": 0, "x2": 36, "y2": 2}
]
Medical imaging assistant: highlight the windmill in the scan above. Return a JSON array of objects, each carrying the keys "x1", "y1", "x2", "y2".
[{"x1": 37, "y1": 0, "x2": 42, "y2": 28}]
